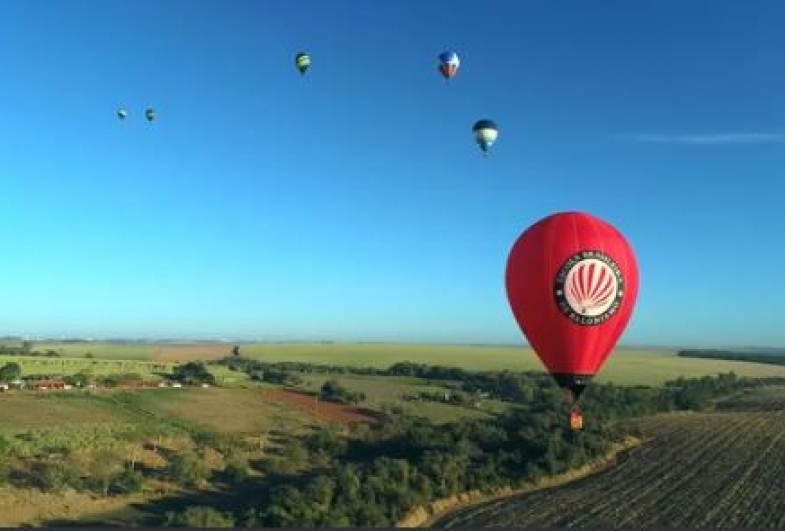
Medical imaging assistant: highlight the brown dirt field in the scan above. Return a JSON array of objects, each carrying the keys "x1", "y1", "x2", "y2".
[
  {"x1": 260, "y1": 388, "x2": 378, "y2": 426},
  {"x1": 151, "y1": 344, "x2": 234, "y2": 362}
]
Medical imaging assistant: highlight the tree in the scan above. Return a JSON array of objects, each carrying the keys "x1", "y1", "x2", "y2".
[
  {"x1": 270, "y1": 441, "x2": 308, "y2": 474},
  {"x1": 21, "y1": 341, "x2": 33, "y2": 354},
  {"x1": 232, "y1": 345, "x2": 241, "y2": 357},
  {"x1": 335, "y1": 465, "x2": 362, "y2": 504},
  {"x1": 224, "y1": 454, "x2": 250, "y2": 484},
  {"x1": 320, "y1": 379, "x2": 364, "y2": 405},
  {"x1": 0, "y1": 362, "x2": 22, "y2": 383},
  {"x1": 165, "y1": 506, "x2": 235, "y2": 528},
  {"x1": 71, "y1": 368, "x2": 94, "y2": 387},
  {"x1": 308, "y1": 475, "x2": 336, "y2": 510},
  {"x1": 171, "y1": 362, "x2": 217, "y2": 386},
  {"x1": 306, "y1": 425, "x2": 347, "y2": 465},
  {"x1": 0, "y1": 435, "x2": 10, "y2": 457},
  {"x1": 88, "y1": 450, "x2": 124, "y2": 496},
  {"x1": 168, "y1": 451, "x2": 210, "y2": 487},
  {"x1": 116, "y1": 468, "x2": 144, "y2": 494}
]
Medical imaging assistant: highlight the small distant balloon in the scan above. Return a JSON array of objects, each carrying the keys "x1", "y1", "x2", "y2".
[
  {"x1": 438, "y1": 51, "x2": 460, "y2": 80},
  {"x1": 117, "y1": 108, "x2": 128, "y2": 120},
  {"x1": 145, "y1": 108, "x2": 156, "y2": 122},
  {"x1": 295, "y1": 52, "x2": 311, "y2": 75},
  {"x1": 472, "y1": 120, "x2": 498, "y2": 155}
]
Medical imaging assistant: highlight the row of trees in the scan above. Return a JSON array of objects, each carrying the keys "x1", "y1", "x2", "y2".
[
  {"x1": 0, "y1": 361, "x2": 218, "y2": 389},
  {"x1": 248, "y1": 367, "x2": 304, "y2": 387},
  {"x1": 678, "y1": 349, "x2": 785, "y2": 367},
  {"x1": 320, "y1": 379, "x2": 365, "y2": 405},
  {"x1": 220, "y1": 356, "x2": 785, "y2": 414},
  {"x1": 170, "y1": 362, "x2": 217, "y2": 386},
  {"x1": 0, "y1": 343, "x2": 61, "y2": 358},
  {"x1": 0, "y1": 444, "x2": 144, "y2": 497}
]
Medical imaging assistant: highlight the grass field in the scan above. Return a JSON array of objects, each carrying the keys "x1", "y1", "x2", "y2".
[
  {"x1": 129, "y1": 387, "x2": 301, "y2": 434},
  {"x1": 31, "y1": 343, "x2": 158, "y2": 360},
  {"x1": 0, "y1": 387, "x2": 309, "y2": 437},
  {"x1": 295, "y1": 373, "x2": 505, "y2": 423},
  {"x1": 7, "y1": 342, "x2": 785, "y2": 386},
  {"x1": 433, "y1": 387, "x2": 785, "y2": 529},
  {"x1": 0, "y1": 393, "x2": 134, "y2": 432},
  {"x1": 0, "y1": 355, "x2": 170, "y2": 376}
]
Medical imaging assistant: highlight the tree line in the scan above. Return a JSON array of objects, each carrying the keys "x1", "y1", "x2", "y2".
[
  {"x1": 678, "y1": 349, "x2": 785, "y2": 367},
  {"x1": 218, "y1": 357, "x2": 784, "y2": 413}
]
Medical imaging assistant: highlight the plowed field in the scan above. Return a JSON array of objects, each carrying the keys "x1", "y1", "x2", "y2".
[
  {"x1": 260, "y1": 388, "x2": 378, "y2": 425},
  {"x1": 432, "y1": 389, "x2": 785, "y2": 529}
]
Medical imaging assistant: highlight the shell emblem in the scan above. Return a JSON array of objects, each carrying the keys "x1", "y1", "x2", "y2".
[{"x1": 554, "y1": 250, "x2": 625, "y2": 326}]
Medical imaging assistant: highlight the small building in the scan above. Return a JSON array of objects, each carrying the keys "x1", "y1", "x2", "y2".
[
  {"x1": 29, "y1": 379, "x2": 66, "y2": 391},
  {"x1": 0, "y1": 384, "x2": 8, "y2": 392},
  {"x1": 171, "y1": 382, "x2": 183, "y2": 388}
]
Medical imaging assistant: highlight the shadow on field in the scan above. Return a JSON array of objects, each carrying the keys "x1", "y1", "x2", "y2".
[
  {"x1": 41, "y1": 474, "x2": 292, "y2": 527},
  {"x1": 41, "y1": 435, "x2": 318, "y2": 528}
]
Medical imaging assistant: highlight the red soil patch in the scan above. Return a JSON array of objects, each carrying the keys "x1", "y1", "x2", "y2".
[{"x1": 261, "y1": 388, "x2": 378, "y2": 426}]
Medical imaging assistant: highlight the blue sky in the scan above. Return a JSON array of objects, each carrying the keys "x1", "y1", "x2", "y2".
[{"x1": 0, "y1": 0, "x2": 782, "y2": 347}]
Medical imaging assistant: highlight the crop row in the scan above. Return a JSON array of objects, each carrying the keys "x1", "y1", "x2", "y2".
[{"x1": 436, "y1": 392, "x2": 785, "y2": 528}]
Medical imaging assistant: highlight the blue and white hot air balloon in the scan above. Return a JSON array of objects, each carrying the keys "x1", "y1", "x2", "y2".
[
  {"x1": 438, "y1": 51, "x2": 460, "y2": 80},
  {"x1": 472, "y1": 119, "x2": 498, "y2": 155}
]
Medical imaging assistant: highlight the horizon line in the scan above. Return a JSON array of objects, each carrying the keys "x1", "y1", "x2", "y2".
[{"x1": 1, "y1": 335, "x2": 778, "y2": 351}]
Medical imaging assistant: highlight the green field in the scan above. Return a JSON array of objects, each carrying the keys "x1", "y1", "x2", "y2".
[
  {"x1": 0, "y1": 393, "x2": 135, "y2": 433},
  {"x1": 0, "y1": 387, "x2": 312, "y2": 456},
  {"x1": 7, "y1": 342, "x2": 785, "y2": 387},
  {"x1": 20, "y1": 343, "x2": 157, "y2": 360},
  {"x1": 0, "y1": 387, "x2": 306, "y2": 434},
  {"x1": 296, "y1": 372, "x2": 507, "y2": 423},
  {"x1": 128, "y1": 387, "x2": 305, "y2": 434},
  {"x1": 0, "y1": 356, "x2": 169, "y2": 376},
  {"x1": 232, "y1": 344, "x2": 785, "y2": 385}
]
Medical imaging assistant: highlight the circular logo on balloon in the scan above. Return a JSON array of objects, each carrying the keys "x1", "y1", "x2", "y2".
[{"x1": 554, "y1": 250, "x2": 625, "y2": 326}]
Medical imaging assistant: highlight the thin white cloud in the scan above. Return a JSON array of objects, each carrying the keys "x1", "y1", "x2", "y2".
[{"x1": 622, "y1": 132, "x2": 785, "y2": 145}]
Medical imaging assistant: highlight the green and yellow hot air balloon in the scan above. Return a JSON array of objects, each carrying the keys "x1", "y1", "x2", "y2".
[{"x1": 295, "y1": 52, "x2": 311, "y2": 75}]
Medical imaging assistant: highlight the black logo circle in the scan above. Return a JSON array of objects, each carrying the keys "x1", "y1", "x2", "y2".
[{"x1": 553, "y1": 250, "x2": 625, "y2": 326}]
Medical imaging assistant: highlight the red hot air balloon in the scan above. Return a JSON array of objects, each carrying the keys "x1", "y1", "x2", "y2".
[{"x1": 505, "y1": 212, "x2": 639, "y2": 430}]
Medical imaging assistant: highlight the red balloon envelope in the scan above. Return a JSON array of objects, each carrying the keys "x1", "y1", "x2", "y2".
[{"x1": 505, "y1": 211, "x2": 639, "y2": 401}]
